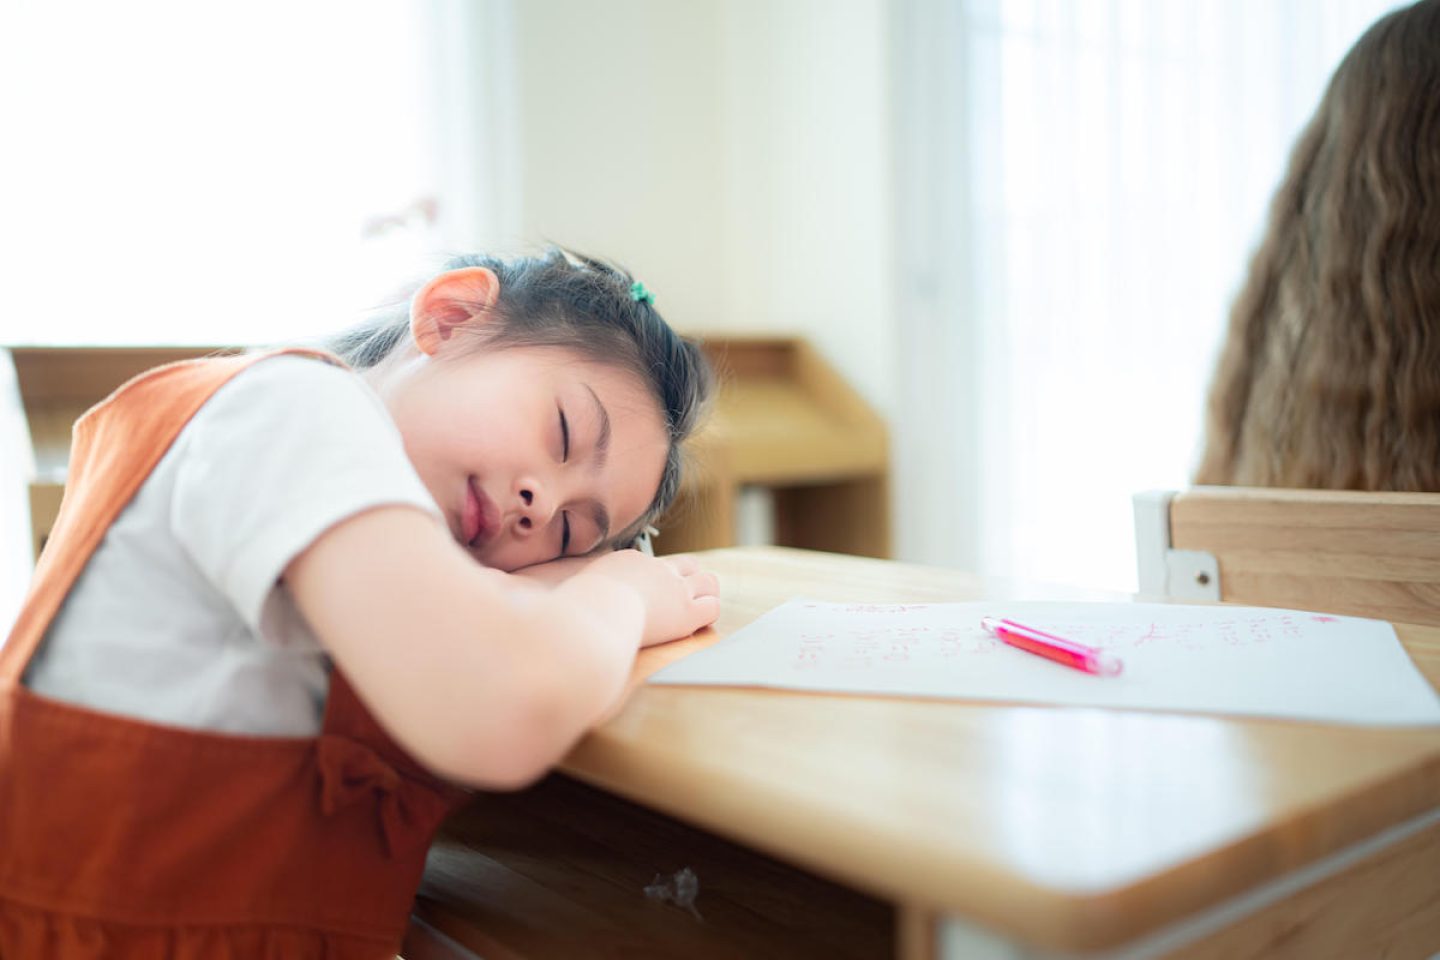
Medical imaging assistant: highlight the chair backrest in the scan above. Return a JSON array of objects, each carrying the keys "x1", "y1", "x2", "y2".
[{"x1": 1134, "y1": 486, "x2": 1440, "y2": 626}]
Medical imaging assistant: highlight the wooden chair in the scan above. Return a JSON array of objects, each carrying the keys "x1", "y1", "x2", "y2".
[{"x1": 1134, "y1": 486, "x2": 1440, "y2": 626}]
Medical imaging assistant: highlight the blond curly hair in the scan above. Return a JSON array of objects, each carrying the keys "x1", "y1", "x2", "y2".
[{"x1": 1196, "y1": 0, "x2": 1440, "y2": 490}]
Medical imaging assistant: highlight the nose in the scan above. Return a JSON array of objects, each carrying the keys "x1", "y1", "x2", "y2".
[{"x1": 512, "y1": 479, "x2": 556, "y2": 533}]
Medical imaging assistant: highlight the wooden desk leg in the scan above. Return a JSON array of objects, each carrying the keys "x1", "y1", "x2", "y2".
[
  {"x1": 934, "y1": 916, "x2": 1040, "y2": 960},
  {"x1": 897, "y1": 905, "x2": 937, "y2": 960},
  {"x1": 904, "y1": 906, "x2": 1042, "y2": 960},
  {"x1": 902, "y1": 903, "x2": 1045, "y2": 960}
]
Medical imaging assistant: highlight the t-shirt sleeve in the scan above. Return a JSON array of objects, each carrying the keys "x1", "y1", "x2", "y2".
[{"x1": 170, "y1": 355, "x2": 442, "y2": 632}]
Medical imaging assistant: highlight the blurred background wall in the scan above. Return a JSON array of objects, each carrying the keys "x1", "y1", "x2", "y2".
[
  {"x1": 507, "y1": 0, "x2": 896, "y2": 414},
  {"x1": 0, "y1": 0, "x2": 1405, "y2": 629}
]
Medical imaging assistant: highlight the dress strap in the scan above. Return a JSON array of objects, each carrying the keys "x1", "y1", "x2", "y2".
[{"x1": 0, "y1": 348, "x2": 341, "y2": 683}]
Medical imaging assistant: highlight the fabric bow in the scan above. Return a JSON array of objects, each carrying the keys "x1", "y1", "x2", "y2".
[{"x1": 316, "y1": 734, "x2": 448, "y2": 859}]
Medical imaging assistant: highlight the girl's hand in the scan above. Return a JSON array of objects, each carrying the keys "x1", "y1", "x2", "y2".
[{"x1": 584, "y1": 550, "x2": 720, "y2": 646}]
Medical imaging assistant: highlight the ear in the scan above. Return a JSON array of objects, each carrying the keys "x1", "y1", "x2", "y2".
[{"x1": 409, "y1": 266, "x2": 501, "y2": 356}]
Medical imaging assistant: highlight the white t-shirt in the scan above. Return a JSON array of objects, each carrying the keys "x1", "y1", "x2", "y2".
[{"x1": 23, "y1": 355, "x2": 442, "y2": 736}]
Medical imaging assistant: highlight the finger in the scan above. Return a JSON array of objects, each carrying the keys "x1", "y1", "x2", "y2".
[
  {"x1": 690, "y1": 594, "x2": 720, "y2": 627},
  {"x1": 664, "y1": 554, "x2": 700, "y2": 575},
  {"x1": 687, "y1": 571, "x2": 720, "y2": 599}
]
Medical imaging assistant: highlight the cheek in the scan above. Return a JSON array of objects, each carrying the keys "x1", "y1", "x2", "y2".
[
  {"x1": 612, "y1": 464, "x2": 669, "y2": 539},
  {"x1": 398, "y1": 412, "x2": 452, "y2": 466}
]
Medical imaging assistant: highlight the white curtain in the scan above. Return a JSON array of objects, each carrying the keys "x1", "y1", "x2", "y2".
[
  {"x1": 0, "y1": 0, "x2": 518, "y2": 349},
  {"x1": 894, "y1": 0, "x2": 1403, "y2": 591}
]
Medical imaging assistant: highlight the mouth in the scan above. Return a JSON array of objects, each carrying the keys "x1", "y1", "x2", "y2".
[{"x1": 462, "y1": 477, "x2": 500, "y2": 549}]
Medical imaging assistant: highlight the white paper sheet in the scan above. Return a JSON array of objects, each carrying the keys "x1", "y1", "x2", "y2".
[{"x1": 650, "y1": 600, "x2": 1440, "y2": 726}]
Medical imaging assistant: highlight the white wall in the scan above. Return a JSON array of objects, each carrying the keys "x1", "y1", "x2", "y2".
[
  {"x1": 509, "y1": 0, "x2": 728, "y2": 330},
  {"x1": 715, "y1": 0, "x2": 896, "y2": 417},
  {"x1": 507, "y1": 0, "x2": 897, "y2": 419}
]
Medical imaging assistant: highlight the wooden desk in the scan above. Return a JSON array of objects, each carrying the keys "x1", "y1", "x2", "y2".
[{"x1": 410, "y1": 547, "x2": 1440, "y2": 960}]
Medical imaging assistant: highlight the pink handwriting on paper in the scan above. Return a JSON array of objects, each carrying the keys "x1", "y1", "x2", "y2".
[
  {"x1": 793, "y1": 633, "x2": 833, "y2": 670},
  {"x1": 1012, "y1": 614, "x2": 1303, "y2": 653}
]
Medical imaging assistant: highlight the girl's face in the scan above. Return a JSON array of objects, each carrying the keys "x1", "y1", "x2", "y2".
[{"x1": 378, "y1": 343, "x2": 669, "y2": 571}]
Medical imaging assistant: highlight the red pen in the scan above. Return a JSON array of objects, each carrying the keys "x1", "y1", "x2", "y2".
[{"x1": 980, "y1": 617, "x2": 1124, "y2": 677}]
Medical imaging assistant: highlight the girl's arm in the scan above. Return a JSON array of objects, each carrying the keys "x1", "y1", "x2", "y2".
[{"x1": 285, "y1": 505, "x2": 718, "y2": 789}]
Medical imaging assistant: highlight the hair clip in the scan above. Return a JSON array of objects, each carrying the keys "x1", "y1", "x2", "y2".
[
  {"x1": 630, "y1": 281, "x2": 655, "y2": 305},
  {"x1": 634, "y1": 524, "x2": 660, "y2": 556}
]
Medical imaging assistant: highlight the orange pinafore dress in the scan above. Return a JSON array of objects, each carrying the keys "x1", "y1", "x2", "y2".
[{"x1": 0, "y1": 351, "x2": 467, "y2": 958}]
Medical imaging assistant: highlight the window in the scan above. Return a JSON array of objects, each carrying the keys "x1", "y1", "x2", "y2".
[
  {"x1": 0, "y1": 1, "x2": 456, "y2": 347},
  {"x1": 894, "y1": 0, "x2": 1404, "y2": 590},
  {"x1": 0, "y1": 0, "x2": 519, "y2": 627}
]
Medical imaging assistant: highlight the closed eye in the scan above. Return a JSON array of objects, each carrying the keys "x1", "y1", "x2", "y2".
[
  {"x1": 559, "y1": 407, "x2": 570, "y2": 461},
  {"x1": 560, "y1": 511, "x2": 571, "y2": 555}
]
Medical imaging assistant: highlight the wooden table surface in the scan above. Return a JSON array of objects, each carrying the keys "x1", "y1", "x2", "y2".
[{"x1": 559, "y1": 546, "x2": 1440, "y2": 952}]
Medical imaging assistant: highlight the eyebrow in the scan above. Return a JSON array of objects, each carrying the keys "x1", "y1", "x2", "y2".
[
  {"x1": 582, "y1": 383, "x2": 612, "y2": 545},
  {"x1": 583, "y1": 383, "x2": 611, "y2": 469}
]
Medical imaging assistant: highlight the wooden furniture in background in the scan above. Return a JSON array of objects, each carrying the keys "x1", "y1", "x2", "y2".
[
  {"x1": 9, "y1": 346, "x2": 223, "y2": 558},
  {"x1": 653, "y1": 335, "x2": 891, "y2": 559},
  {"x1": 413, "y1": 547, "x2": 1440, "y2": 959},
  {"x1": 1135, "y1": 486, "x2": 1440, "y2": 627}
]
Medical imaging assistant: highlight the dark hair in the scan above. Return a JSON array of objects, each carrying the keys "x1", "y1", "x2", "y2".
[
  {"x1": 1196, "y1": 0, "x2": 1440, "y2": 490},
  {"x1": 331, "y1": 247, "x2": 714, "y2": 547}
]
